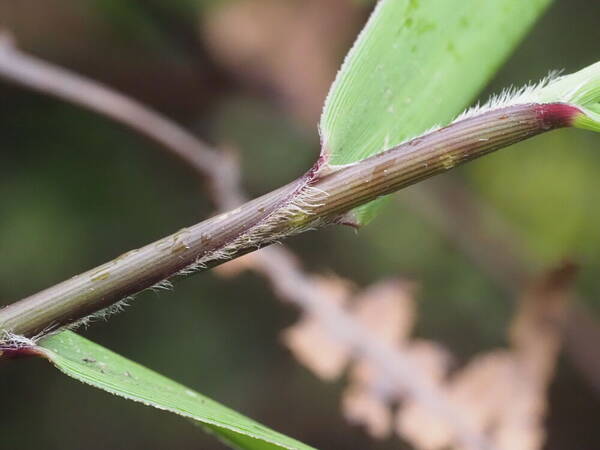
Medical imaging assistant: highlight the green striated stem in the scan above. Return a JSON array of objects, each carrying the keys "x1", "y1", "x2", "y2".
[{"x1": 0, "y1": 103, "x2": 583, "y2": 340}]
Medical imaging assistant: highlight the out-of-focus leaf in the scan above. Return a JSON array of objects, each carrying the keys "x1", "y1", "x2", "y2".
[
  {"x1": 37, "y1": 331, "x2": 314, "y2": 450},
  {"x1": 202, "y1": 0, "x2": 361, "y2": 127},
  {"x1": 320, "y1": 0, "x2": 552, "y2": 224}
]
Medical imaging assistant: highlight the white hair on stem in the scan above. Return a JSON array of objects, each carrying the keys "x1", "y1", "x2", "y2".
[
  {"x1": 456, "y1": 62, "x2": 600, "y2": 128},
  {"x1": 454, "y1": 70, "x2": 563, "y2": 122},
  {"x1": 374, "y1": 62, "x2": 600, "y2": 155},
  {"x1": 0, "y1": 331, "x2": 39, "y2": 349},
  {"x1": 182, "y1": 185, "x2": 330, "y2": 275}
]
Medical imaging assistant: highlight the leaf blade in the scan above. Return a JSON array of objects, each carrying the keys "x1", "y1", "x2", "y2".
[
  {"x1": 37, "y1": 331, "x2": 314, "y2": 450},
  {"x1": 321, "y1": 0, "x2": 552, "y2": 224}
]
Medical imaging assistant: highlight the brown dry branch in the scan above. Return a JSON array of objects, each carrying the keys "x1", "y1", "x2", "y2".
[
  {"x1": 0, "y1": 31, "x2": 494, "y2": 450},
  {"x1": 0, "y1": 31, "x2": 242, "y2": 210}
]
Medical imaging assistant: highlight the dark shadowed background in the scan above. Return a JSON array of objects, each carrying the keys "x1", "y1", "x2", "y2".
[{"x1": 1, "y1": 1, "x2": 600, "y2": 449}]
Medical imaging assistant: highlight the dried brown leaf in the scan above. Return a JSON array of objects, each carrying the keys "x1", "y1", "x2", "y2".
[
  {"x1": 393, "y1": 344, "x2": 461, "y2": 450},
  {"x1": 396, "y1": 403, "x2": 453, "y2": 450},
  {"x1": 492, "y1": 263, "x2": 577, "y2": 450},
  {"x1": 282, "y1": 317, "x2": 351, "y2": 380},
  {"x1": 281, "y1": 275, "x2": 354, "y2": 380},
  {"x1": 344, "y1": 280, "x2": 422, "y2": 430},
  {"x1": 349, "y1": 280, "x2": 416, "y2": 414},
  {"x1": 345, "y1": 279, "x2": 419, "y2": 393},
  {"x1": 510, "y1": 262, "x2": 576, "y2": 379},
  {"x1": 404, "y1": 340, "x2": 452, "y2": 386},
  {"x1": 397, "y1": 351, "x2": 514, "y2": 450},
  {"x1": 396, "y1": 263, "x2": 576, "y2": 450},
  {"x1": 353, "y1": 280, "x2": 418, "y2": 345},
  {"x1": 342, "y1": 385, "x2": 393, "y2": 439},
  {"x1": 349, "y1": 338, "x2": 450, "y2": 442}
]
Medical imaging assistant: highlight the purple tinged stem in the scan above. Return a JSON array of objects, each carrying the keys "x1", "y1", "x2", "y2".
[{"x1": 0, "y1": 102, "x2": 581, "y2": 340}]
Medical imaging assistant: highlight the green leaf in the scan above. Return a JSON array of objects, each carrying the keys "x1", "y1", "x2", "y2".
[
  {"x1": 321, "y1": 0, "x2": 552, "y2": 224},
  {"x1": 37, "y1": 331, "x2": 314, "y2": 450}
]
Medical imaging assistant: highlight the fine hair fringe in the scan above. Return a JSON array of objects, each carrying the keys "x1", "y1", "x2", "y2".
[{"x1": 181, "y1": 185, "x2": 330, "y2": 275}]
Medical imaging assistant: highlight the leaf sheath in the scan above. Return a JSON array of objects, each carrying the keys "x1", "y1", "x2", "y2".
[{"x1": 0, "y1": 102, "x2": 580, "y2": 339}]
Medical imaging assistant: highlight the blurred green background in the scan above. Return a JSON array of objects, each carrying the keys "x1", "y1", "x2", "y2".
[{"x1": 1, "y1": 1, "x2": 600, "y2": 449}]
